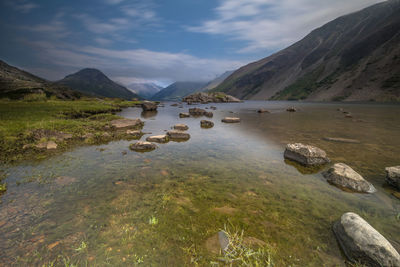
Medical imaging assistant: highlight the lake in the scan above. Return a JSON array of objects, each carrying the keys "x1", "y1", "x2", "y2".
[{"x1": 1, "y1": 101, "x2": 399, "y2": 266}]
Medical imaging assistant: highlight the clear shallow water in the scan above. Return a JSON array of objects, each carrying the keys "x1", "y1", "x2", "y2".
[{"x1": 0, "y1": 101, "x2": 399, "y2": 266}]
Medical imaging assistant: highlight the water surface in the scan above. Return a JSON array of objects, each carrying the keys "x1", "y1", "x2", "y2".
[{"x1": 1, "y1": 101, "x2": 399, "y2": 266}]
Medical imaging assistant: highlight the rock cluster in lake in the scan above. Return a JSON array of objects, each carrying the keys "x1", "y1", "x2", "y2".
[
  {"x1": 323, "y1": 163, "x2": 376, "y2": 193},
  {"x1": 333, "y1": 212, "x2": 400, "y2": 266},
  {"x1": 183, "y1": 92, "x2": 240, "y2": 103},
  {"x1": 284, "y1": 143, "x2": 330, "y2": 166},
  {"x1": 141, "y1": 101, "x2": 158, "y2": 111},
  {"x1": 189, "y1": 108, "x2": 213, "y2": 118}
]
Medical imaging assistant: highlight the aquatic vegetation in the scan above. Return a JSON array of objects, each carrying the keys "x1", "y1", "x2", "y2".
[{"x1": 217, "y1": 224, "x2": 274, "y2": 267}]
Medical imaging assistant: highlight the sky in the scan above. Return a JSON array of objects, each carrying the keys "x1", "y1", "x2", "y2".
[{"x1": 0, "y1": 0, "x2": 384, "y2": 87}]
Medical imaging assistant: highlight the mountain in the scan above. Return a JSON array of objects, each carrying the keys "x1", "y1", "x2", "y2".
[
  {"x1": 151, "y1": 81, "x2": 207, "y2": 101},
  {"x1": 0, "y1": 60, "x2": 81, "y2": 100},
  {"x1": 201, "y1": 71, "x2": 235, "y2": 91},
  {"x1": 215, "y1": 0, "x2": 400, "y2": 102},
  {"x1": 58, "y1": 68, "x2": 139, "y2": 100},
  {"x1": 128, "y1": 83, "x2": 163, "y2": 99}
]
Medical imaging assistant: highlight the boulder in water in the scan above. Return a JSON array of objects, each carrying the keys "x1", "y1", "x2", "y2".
[
  {"x1": 145, "y1": 135, "x2": 169, "y2": 143},
  {"x1": 179, "y1": 112, "x2": 190, "y2": 118},
  {"x1": 323, "y1": 163, "x2": 376, "y2": 193},
  {"x1": 200, "y1": 120, "x2": 214, "y2": 128},
  {"x1": 284, "y1": 143, "x2": 330, "y2": 166},
  {"x1": 173, "y1": 124, "x2": 189, "y2": 131},
  {"x1": 141, "y1": 101, "x2": 157, "y2": 111},
  {"x1": 385, "y1": 166, "x2": 400, "y2": 190},
  {"x1": 167, "y1": 130, "x2": 190, "y2": 141},
  {"x1": 333, "y1": 212, "x2": 400, "y2": 266},
  {"x1": 221, "y1": 117, "x2": 240, "y2": 123},
  {"x1": 129, "y1": 141, "x2": 157, "y2": 152}
]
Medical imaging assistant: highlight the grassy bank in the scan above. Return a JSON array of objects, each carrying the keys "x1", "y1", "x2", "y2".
[{"x1": 0, "y1": 98, "x2": 143, "y2": 163}]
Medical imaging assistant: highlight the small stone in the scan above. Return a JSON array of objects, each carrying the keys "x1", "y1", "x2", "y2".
[
  {"x1": 221, "y1": 117, "x2": 240, "y2": 123},
  {"x1": 323, "y1": 163, "x2": 376, "y2": 193},
  {"x1": 173, "y1": 124, "x2": 189, "y2": 131},
  {"x1": 167, "y1": 130, "x2": 190, "y2": 141},
  {"x1": 145, "y1": 135, "x2": 169, "y2": 143},
  {"x1": 286, "y1": 107, "x2": 296, "y2": 112},
  {"x1": 200, "y1": 120, "x2": 214, "y2": 128},
  {"x1": 179, "y1": 112, "x2": 190, "y2": 118},
  {"x1": 129, "y1": 141, "x2": 157, "y2": 152},
  {"x1": 385, "y1": 166, "x2": 400, "y2": 190},
  {"x1": 257, "y1": 109, "x2": 270, "y2": 113}
]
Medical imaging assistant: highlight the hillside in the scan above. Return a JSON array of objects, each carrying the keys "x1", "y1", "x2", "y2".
[
  {"x1": 0, "y1": 60, "x2": 81, "y2": 100},
  {"x1": 201, "y1": 71, "x2": 234, "y2": 91},
  {"x1": 215, "y1": 0, "x2": 400, "y2": 102},
  {"x1": 128, "y1": 82, "x2": 163, "y2": 99},
  {"x1": 151, "y1": 81, "x2": 207, "y2": 101},
  {"x1": 58, "y1": 68, "x2": 139, "y2": 100}
]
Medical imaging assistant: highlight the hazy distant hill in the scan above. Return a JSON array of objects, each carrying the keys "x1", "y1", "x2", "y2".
[
  {"x1": 151, "y1": 81, "x2": 207, "y2": 101},
  {"x1": 58, "y1": 68, "x2": 139, "y2": 100},
  {"x1": 128, "y1": 83, "x2": 163, "y2": 99},
  {"x1": 0, "y1": 60, "x2": 81, "y2": 99},
  {"x1": 201, "y1": 71, "x2": 234, "y2": 91},
  {"x1": 215, "y1": 0, "x2": 400, "y2": 102}
]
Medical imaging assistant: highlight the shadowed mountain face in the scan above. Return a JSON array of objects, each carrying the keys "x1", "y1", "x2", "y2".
[
  {"x1": 0, "y1": 60, "x2": 81, "y2": 100},
  {"x1": 201, "y1": 70, "x2": 235, "y2": 91},
  {"x1": 128, "y1": 83, "x2": 163, "y2": 99},
  {"x1": 58, "y1": 68, "x2": 139, "y2": 100},
  {"x1": 151, "y1": 81, "x2": 207, "y2": 101},
  {"x1": 215, "y1": 0, "x2": 400, "y2": 102}
]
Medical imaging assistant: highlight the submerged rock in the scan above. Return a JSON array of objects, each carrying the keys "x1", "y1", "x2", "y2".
[
  {"x1": 200, "y1": 120, "x2": 214, "y2": 128},
  {"x1": 323, "y1": 163, "x2": 376, "y2": 193},
  {"x1": 323, "y1": 137, "x2": 360, "y2": 144},
  {"x1": 141, "y1": 101, "x2": 157, "y2": 111},
  {"x1": 129, "y1": 141, "x2": 157, "y2": 152},
  {"x1": 173, "y1": 124, "x2": 189, "y2": 131},
  {"x1": 257, "y1": 108, "x2": 270, "y2": 113},
  {"x1": 385, "y1": 166, "x2": 400, "y2": 190},
  {"x1": 221, "y1": 117, "x2": 240, "y2": 123},
  {"x1": 146, "y1": 135, "x2": 169, "y2": 143},
  {"x1": 284, "y1": 143, "x2": 329, "y2": 166},
  {"x1": 167, "y1": 130, "x2": 190, "y2": 141},
  {"x1": 179, "y1": 112, "x2": 190, "y2": 118},
  {"x1": 333, "y1": 212, "x2": 400, "y2": 266},
  {"x1": 110, "y1": 118, "x2": 143, "y2": 129}
]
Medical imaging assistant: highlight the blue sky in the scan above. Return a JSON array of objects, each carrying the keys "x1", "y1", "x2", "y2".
[{"x1": 0, "y1": 0, "x2": 383, "y2": 87}]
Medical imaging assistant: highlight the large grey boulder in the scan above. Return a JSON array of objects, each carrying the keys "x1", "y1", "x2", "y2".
[
  {"x1": 284, "y1": 143, "x2": 330, "y2": 166},
  {"x1": 333, "y1": 212, "x2": 400, "y2": 266},
  {"x1": 385, "y1": 166, "x2": 400, "y2": 190},
  {"x1": 141, "y1": 101, "x2": 158, "y2": 111},
  {"x1": 323, "y1": 163, "x2": 376, "y2": 193}
]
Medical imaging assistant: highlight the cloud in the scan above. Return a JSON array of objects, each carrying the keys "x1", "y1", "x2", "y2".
[
  {"x1": 5, "y1": 0, "x2": 38, "y2": 13},
  {"x1": 25, "y1": 41, "x2": 246, "y2": 83},
  {"x1": 75, "y1": 14, "x2": 131, "y2": 34},
  {"x1": 103, "y1": 0, "x2": 125, "y2": 4},
  {"x1": 187, "y1": 0, "x2": 385, "y2": 53},
  {"x1": 23, "y1": 12, "x2": 70, "y2": 38}
]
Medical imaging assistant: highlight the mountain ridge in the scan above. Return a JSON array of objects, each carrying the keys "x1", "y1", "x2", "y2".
[
  {"x1": 58, "y1": 68, "x2": 140, "y2": 100},
  {"x1": 215, "y1": 0, "x2": 400, "y2": 102},
  {"x1": 151, "y1": 81, "x2": 207, "y2": 101}
]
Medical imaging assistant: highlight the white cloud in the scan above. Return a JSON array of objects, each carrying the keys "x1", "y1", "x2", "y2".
[
  {"x1": 25, "y1": 41, "x2": 247, "y2": 83},
  {"x1": 187, "y1": 0, "x2": 385, "y2": 53}
]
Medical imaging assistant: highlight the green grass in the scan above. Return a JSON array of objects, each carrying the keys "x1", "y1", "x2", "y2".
[{"x1": 0, "y1": 98, "x2": 142, "y2": 163}]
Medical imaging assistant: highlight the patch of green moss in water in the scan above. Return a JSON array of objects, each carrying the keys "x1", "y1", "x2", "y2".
[{"x1": 0, "y1": 102, "x2": 399, "y2": 266}]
